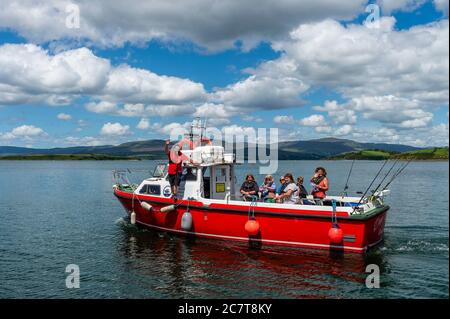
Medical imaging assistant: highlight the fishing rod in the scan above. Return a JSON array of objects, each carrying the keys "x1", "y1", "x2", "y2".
[
  {"x1": 381, "y1": 158, "x2": 412, "y2": 191},
  {"x1": 353, "y1": 159, "x2": 389, "y2": 210},
  {"x1": 370, "y1": 158, "x2": 400, "y2": 196},
  {"x1": 341, "y1": 159, "x2": 355, "y2": 197},
  {"x1": 382, "y1": 159, "x2": 411, "y2": 190}
]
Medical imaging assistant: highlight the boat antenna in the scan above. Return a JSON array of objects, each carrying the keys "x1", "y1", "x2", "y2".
[
  {"x1": 353, "y1": 159, "x2": 389, "y2": 211},
  {"x1": 381, "y1": 158, "x2": 412, "y2": 191},
  {"x1": 341, "y1": 159, "x2": 355, "y2": 197},
  {"x1": 370, "y1": 158, "x2": 400, "y2": 196},
  {"x1": 201, "y1": 117, "x2": 208, "y2": 145}
]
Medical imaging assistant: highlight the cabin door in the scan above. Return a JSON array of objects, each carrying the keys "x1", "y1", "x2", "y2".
[{"x1": 211, "y1": 165, "x2": 231, "y2": 200}]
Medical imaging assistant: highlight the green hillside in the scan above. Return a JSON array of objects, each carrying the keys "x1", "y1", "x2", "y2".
[
  {"x1": 330, "y1": 147, "x2": 448, "y2": 160},
  {"x1": 392, "y1": 147, "x2": 449, "y2": 160},
  {"x1": 328, "y1": 149, "x2": 394, "y2": 160}
]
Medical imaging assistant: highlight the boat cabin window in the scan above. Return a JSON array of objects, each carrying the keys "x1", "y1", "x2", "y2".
[
  {"x1": 152, "y1": 164, "x2": 167, "y2": 178},
  {"x1": 139, "y1": 184, "x2": 161, "y2": 195}
]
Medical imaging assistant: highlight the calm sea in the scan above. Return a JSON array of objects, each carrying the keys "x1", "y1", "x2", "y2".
[{"x1": 0, "y1": 160, "x2": 448, "y2": 298}]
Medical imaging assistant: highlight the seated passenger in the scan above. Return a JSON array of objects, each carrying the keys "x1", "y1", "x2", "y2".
[
  {"x1": 275, "y1": 173, "x2": 298, "y2": 204},
  {"x1": 276, "y1": 176, "x2": 286, "y2": 195},
  {"x1": 310, "y1": 167, "x2": 329, "y2": 204},
  {"x1": 259, "y1": 175, "x2": 277, "y2": 202},
  {"x1": 296, "y1": 176, "x2": 309, "y2": 204},
  {"x1": 240, "y1": 174, "x2": 259, "y2": 201}
]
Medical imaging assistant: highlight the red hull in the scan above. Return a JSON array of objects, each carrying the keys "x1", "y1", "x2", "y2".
[{"x1": 114, "y1": 189, "x2": 388, "y2": 254}]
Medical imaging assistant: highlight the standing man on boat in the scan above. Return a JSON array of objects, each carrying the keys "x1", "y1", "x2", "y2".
[{"x1": 165, "y1": 140, "x2": 183, "y2": 200}]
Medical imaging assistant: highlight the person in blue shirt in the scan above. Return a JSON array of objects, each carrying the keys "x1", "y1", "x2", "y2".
[
  {"x1": 259, "y1": 175, "x2": 277, "y2": 202},
  {"x1": 276, "y1": 175, "x2": 286, "y2": 195}
]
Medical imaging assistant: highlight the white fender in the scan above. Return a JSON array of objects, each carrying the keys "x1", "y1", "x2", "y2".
[
  {"x1": 160, "y1": 205, "x2": 175, "y2": 213},
  {"x1": 140, "y1": 202, "x2": 152, "y2": 211},
  {"x1": 181, "y1": 210, "x2": 193, "y2": 230},
  {"x1": 130, "y1": 211, "x2": 136, "y2": 224}
]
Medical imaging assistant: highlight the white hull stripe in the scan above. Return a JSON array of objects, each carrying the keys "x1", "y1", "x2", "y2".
[{"x1": 135, "y1": 220, "x2": 380, "y2": 252}]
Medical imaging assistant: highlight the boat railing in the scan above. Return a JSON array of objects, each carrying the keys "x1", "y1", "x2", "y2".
[{"x1": 113, "y1": 168, "x2": 156, "y2": 189}]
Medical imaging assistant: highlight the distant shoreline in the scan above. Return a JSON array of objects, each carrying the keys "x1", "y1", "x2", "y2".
[{"x1": 0, "y1": 154, "x2": 142, "y2": 161}]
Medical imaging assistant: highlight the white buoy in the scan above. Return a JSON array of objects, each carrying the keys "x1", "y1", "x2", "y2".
[
  {"x1": 140, "y1": 202, "x2": 152, "y2": 211},
  {"x1": 130, "y1": 211, "x2": 136, "y2": 224},
  {"x1": 181, "y1": 210, "x2": 193, "y2": 230},
  {"x1": 160, "y1": 205, "x2": 175, "y2": 213}
]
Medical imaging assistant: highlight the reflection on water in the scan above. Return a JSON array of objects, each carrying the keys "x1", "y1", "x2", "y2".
[{"x1": 116, "y1": 219, "x2": 390, "y2": 298}]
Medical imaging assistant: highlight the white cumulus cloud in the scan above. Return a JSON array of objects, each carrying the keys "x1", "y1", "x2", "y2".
[
  {"x1": 0, "y1": 44, "x2": 206, "y2": 106},
  {"x1": 57, "y1": 113, "x2": 72, "y2": 121},
  {"x1": 434, "y1": 0, "x2": 449, "y2": 15},
  {"x1": 0, "y1": 125, "x2": 47, "y2": 140},
  {"x1": 137, "y1": 118, "x2": 150, "y2": 130},
  {"x1": 274, "y1": 115, "x2": 296, "y2": 125},
  {"x1": 0, "y1": 0, "x2": 367, "y2": 51},
  {"x1": 335, "y1": 124, "x2": 353, "y2": 136},
  {"x1": 100, "y1": 122, "x2": 131, "y2": 136},
  {"x1": 299, "y1": 114, "x2": 327, "y2": 127},
  {"x1": 210, "y1": 75, "x2": 308, "y2": 111},
  {"x1": 314, "y1": 100, "x2": 357, "y2": 125}
]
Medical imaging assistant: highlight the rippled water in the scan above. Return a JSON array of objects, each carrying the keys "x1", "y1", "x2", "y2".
[{"x1": 0, "y1": 160, "x2": 448, "y2": 298}]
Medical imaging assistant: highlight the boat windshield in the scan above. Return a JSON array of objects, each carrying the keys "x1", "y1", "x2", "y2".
[{"x1": 152, "y1": 164, "x2": 167, "y2": 178}]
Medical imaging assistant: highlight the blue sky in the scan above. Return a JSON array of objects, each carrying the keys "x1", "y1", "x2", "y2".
[{"x1": 0, "y1": 0, "x2": 448, "y2": 148}]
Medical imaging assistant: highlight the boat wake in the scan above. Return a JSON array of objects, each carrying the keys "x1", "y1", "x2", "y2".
[
  {"x1": 382, "y1": 225, "x2": 449, "y2": 254},
  {"x1": 395, "y1": 240, "x2": 448, "y2": 253},
  {"x1": 382, "y1": 238, "x2": 449, "y2": 254}
]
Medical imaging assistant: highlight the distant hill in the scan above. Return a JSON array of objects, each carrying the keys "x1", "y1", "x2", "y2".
[
  {"x1": 0, "y1": 139, "x2": 166, "y2": 159},
  {"x1": 275, "y1": 138, "x2": 420, "y2": 160},
  {"x1": 0, "y1": 137, "x2": 431, "y2": 160}
]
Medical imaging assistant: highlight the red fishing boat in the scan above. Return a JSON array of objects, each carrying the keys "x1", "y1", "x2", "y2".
[{"x1": 113, "y1": 125, "x2": 391, "y2": 254}]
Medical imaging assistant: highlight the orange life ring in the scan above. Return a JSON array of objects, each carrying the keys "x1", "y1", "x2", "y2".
[
  {"x1": 193, "y1": 137, "x2": 213, "y2": 148},
  {"x1": 176, "y1": 137, "x2": 213, "y2": 149},
  {"x1": 177, "y1": 138, "x2": 194, "y2": 150}
]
